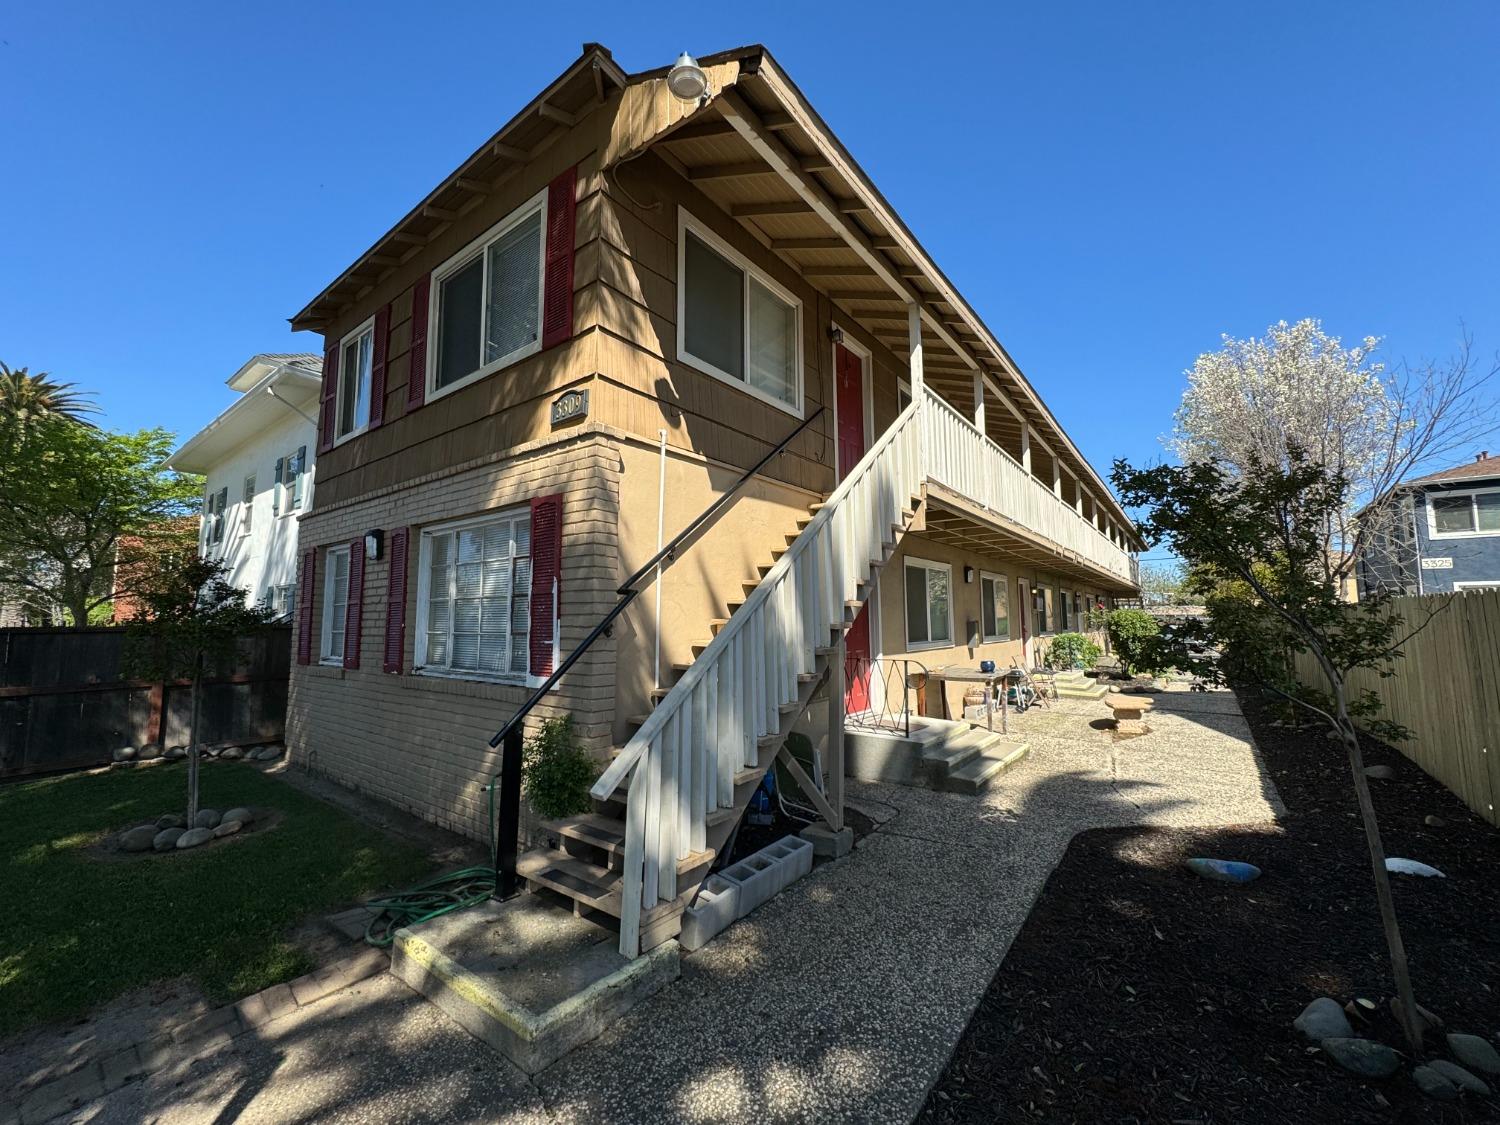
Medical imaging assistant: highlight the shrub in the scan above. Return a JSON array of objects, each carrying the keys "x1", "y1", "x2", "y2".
[
  {"x1": 1105, "y1": 608, "x2": 1162, "y2": 674},
  {"x1": 1044, "y1": 632, "x2": 1102, "y2": 670},
  {"x1": 522, "y1": 716, "x2": 598, "y2": 819}
]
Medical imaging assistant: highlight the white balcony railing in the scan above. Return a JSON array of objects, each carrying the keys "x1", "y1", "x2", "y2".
[{"x1": 919, "y1": 387, "x2": 1137, "y2": 584}]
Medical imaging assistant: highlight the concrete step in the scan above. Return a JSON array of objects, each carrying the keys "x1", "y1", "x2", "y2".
[
  {"x1": 942, "y1": 741, "x2": 1030, "y2": 794},
  {"x1": 917, "y1": 727, "x2": 993, "y2": 771},
  {"x1": 1056, "y1": 680, "x2": 1110, "y2": 700}
]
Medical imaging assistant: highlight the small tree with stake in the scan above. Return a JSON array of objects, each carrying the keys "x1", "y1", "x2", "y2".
[
  {"x1": 123, "y1": 557, "x2": 277, "y2": 825},
  {"x1": 1113, "y1": 453, "x2": 1453, "y2": 1052}
]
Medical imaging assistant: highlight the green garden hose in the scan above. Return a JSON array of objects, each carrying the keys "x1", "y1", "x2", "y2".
[
  {"x1": 359, "y1": 781, "x2": 504, "y2": 946},
  {"x1": 360, "y1": 866, "x2": 497, "y2": 946}
]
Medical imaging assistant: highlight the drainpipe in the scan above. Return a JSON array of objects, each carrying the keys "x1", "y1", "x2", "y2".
[{"x1": 653, "y1": 429, "x2": 668, "y2": 690}]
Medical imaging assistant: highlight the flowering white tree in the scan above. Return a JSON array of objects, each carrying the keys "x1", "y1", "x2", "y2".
[{"x1": 1170, "y1": 319, "x2": 1497, "y2": 589}]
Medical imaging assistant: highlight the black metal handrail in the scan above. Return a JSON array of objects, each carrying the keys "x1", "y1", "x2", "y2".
[{"x1": 485, "y1": 407, "x2": 827, "y2": 896}]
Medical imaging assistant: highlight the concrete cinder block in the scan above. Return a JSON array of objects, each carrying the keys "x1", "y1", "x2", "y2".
[
  {"x1": 720, "y1": 854, "x2": 780, "y2": 916},
  {"x1": 679, "y1": 875, "x2": 741, "y2": 952},
  {"x1": 800, "y1": 822, "x2": 854, "y2": 858}
]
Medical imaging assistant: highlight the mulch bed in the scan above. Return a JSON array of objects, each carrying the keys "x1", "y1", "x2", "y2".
[{"x1": 918, "y1": 688, "x2": 1500, "y2": 1124}]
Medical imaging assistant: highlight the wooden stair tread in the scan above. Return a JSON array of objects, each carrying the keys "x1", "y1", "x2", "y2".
[
  {"x1": 543, "y1": 812, "x2": 627, "y2": 854},
  {"x1": 517, "y1": 847, "x2": 714, "y2": 917}
]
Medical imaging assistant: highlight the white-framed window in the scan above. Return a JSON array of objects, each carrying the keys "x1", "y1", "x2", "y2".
[
  {"x1": 904, "y1": 556, "x2": 953, "y2": 650},
  {"x1": 270, "y1": 583, "x2": 295, "y2": 620},
  {"x1": 415, "y1": 509, "x2": 533, "y2": 680},
  {"x1": 677, "y1": 209, "x2": 803, "y2": 416},
  {"x1": 1036, "y1": 585, "x2": 1052, "y2": 634},
  {"x1": 277, "y1": 446, "x2": 308, "y2": 517},
  {"x1": 204, "y1": 487, "x2": 227, "y2": 547},
  {"x1": 240, "y1": 475, "x2": 256, "y2": 535},
  {"x1": 980, "y1": 571, "x2": 1009, "y2": 642},
  {"x1": 428, "y1": 191, "x2": 547, "y2": 402},
  {"x1": 1427, "y1": 488, "x2": 1500, "y2": 538},
  {"x1": 336, "y1": 320, "x2": 374, "y2": 444},
  {"x1": 321, "y1": 545, "x2": 351, "y2": 664}
]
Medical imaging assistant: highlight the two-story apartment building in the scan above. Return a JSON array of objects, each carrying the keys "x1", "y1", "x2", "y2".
[
  {"x1": 168, "y1": 353, "x2": 320, "y2": 616},
  {"x1": 1358, "y1": 452, "x2": 1500, "y2": 596},
  {"x1": 286, "y1": 44, "x2": 1141, "y2": 956}
]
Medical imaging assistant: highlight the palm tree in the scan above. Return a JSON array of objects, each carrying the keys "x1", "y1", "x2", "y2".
[{"x1": 0, "y1": 361, "x2": 98, "y2": 430}]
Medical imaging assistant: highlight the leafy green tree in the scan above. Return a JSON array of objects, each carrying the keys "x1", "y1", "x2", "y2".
[
  {"x1": 1113, "y1": 453, "x2": 1450, "y2": 1052},
  {"x1": 123, "y1": 558, "x2": 277, "y2": 824},
  {"x1": 0, "y1": 417, "x2": 201, "y2": 624},
  {"x1": 0, "y1": 361, "x2": 98, "y2": 434}
]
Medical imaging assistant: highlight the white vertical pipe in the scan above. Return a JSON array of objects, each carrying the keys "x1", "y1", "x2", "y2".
[{"x1": 653, "y1": 428, "x2": 667, "y2": 690}]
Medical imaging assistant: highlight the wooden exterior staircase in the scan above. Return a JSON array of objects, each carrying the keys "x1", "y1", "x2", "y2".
[
  {"x1": 517, "y1": 485, "x2": 925, "y2": 953},
  {"x1": 509, "y1": 399, "x2": 929, "y2": 957}
]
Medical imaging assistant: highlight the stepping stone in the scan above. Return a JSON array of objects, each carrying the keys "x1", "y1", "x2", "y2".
[
  {"x1": 1427, "y1": 1059, "x2": 1491, "y2": 1096},
  {"x1": 1448, "y1": 1033, "x2": 1500, "y2": 1076},
  {"x1": 1295, "y1": 997, "x2": 1352, "y2": 1042},
  {"x1": 1321, "y1": 1037, "x2": 1402, "y2": 1078},
  {"x1": 1413, "y1": 1065, "x2": 1459, "y2": 1100}
]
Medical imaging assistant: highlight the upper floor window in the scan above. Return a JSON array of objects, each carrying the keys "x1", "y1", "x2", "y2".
[
  {"x1": 240, "y1": 475, "x2": 256, "y2": 535},
  {"x1": 277, "y1": 446, "x2": 307, "y2": 517},
  {"x1": 203, "y1": 486, "x2": 227, "y2": 547},
  {"x1": 431, "y1": 193, "x2": 546, "y2": 399},
  {"x1": 1429, "y1": 489, "x2": 1500, "y2": 538},
  {"x1": 678, "y1": 210, "x2": 802, "y2": 416},
  {"x1": 416, "y1": 509, "x2": 533, "y2": 679},
  {"x1": 337, "y1": 322, "x2": 374, "y2": 442}
]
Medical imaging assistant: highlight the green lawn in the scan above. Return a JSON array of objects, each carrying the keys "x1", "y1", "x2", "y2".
[{"x1": 0, "y1": 761, "x2": 431, "y2": 1037}]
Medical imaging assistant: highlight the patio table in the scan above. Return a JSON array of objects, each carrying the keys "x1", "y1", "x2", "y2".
[{"x1": 929, "y1": 665, "x2": 1010, "y2": 734}]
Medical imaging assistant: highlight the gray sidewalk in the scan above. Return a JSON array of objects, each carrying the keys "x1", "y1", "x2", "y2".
[{"x1": 58, "y1": 689, "x2": 1280, "y2": 1124}]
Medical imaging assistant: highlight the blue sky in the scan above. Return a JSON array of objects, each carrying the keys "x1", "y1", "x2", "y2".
[{"x1": 4, "y1": 1, "x2": 1497, "y2": 563}]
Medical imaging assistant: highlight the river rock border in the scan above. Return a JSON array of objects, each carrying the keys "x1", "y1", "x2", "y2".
[{"x1": 109, "y1": 743, "x2": 285, "y2": 767}]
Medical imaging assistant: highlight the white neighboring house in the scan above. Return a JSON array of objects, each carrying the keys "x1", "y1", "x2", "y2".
[{"x1": 168, "y1": 354, "x2": 322, "y2": 618}]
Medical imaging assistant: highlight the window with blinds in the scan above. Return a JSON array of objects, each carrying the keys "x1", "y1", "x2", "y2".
[{"x1": 417, "y1": 510, "x2": 532, "y2": 678}]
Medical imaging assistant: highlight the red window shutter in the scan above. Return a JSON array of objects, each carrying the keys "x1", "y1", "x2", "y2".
[
  {"x1": 541, "y1": 166, "x2": 577, "y2": 350},
  {"x1": 383, "y1": 527, "x2": 410, "y2": 673},
  {"x1": 529, "y1": 494, "x2": 563, "y2": 676},
  {"x1": 317, "y1": 343, "x2": 339, "y2": 453},
  {"x1": 343, "y1": 538, "x2": 366, "y2": 670},
  {"x1": 296, "y1": 549, "x2": 317, "y2": 665},
  {"x1": 406, "y1": 273, "x2": 432, "y2": 412},
  {"x1": 368, "y1": 302, "x2": 391, "y2": 429}
]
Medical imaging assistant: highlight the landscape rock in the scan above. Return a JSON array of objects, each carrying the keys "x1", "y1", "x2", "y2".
[
  {"x1": 1321, "y1": 1037, "x2": 1402, "y2": 1078},
  {"x1": 152, "y1": 827, "x2": 184, "y2": 852},
  {"x1": 220, "y1": 746, "x2": 245, "y2": 760},
  {"x1": 193, "y1": 808, "x2": 222, "y2": 830},
  {"x1": 176, "y1": 827, "x2": 213, "y2": 849},
  {"x1": 112, "y1": 746, "x2": 136, "y2": 762},
  {"x1": 1363, "y1": 764, "x2": 1396, "y2": 780},
  {"x1": 155, "y1": 813, "x2": 186, "y2": 830},
  {"x1": 222, "y1": 807, "x2": 254, "y2": 826},
  {"x1": 165, "y1": 745, "x2": 187, "y2": 760},
  {"x1": 1413, "y1": 1065, "x2": 1459, "y2": 1100},
  {"x1": 1427, "y1": 1059, "x2": 1491, "y2": 1096},
  {"x1": 1295, "y1": 997, "x2": 1353, "y2": 1042},
  {"x1": 213, "y1": 820, "x2": 242, "y2": 838},
  {"x1": 137, "y1": 743, "x2": 163, "y2": 761},
  {"x1": 1424, "y1": 814, "x2": 1447, "y2": 827},
  {"x1": 1184, "y1": 857, "x2": 1262, "y2": 883},
  {"x1": 1447, "y1": 1033, "x2": 1500, "y2": 1076},
  {"x1": 261, "y1": 744, "x2": 284, "y2": 759},
  {"x1": 119, "y1": 825, "x2": 157, "y2": 852}
]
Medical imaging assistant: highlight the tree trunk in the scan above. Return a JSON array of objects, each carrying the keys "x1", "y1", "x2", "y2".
[
  {"x1": 1331, "y1": 675, "x2": 1424, "y2": 1052},
  {"x1": 186, "y1": 657, "x2": 203, "y2": 826}
]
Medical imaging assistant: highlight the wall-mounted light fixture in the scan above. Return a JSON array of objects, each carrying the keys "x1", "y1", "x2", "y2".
[
  {"x1": 963, "y1": 565, "x2": 975, "y2": 584},
  {"x1": 364, "y1": 529, "x2": 384, "y2": 561},
  {"x1": 828, "y1": 325, "x2": 845, "y2": 344},
  {"x1": 667, "y1": 52, "x2": 707, "y2": 102}
]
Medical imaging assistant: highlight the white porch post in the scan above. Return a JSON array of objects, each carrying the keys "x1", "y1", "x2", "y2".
[
  {"x1": 1052, "y1": 457, "x2": 1062, "y2": 499},
  {"x1": 971, "y1": 370, "x2": 985, "y2": 432},
  {"x1": 907, "y1": 303, "x2": 924, "y2": 400},
  {"x1": 1020, "y1": 424, "x2": 1031, "y2": 475},
  {"x1": 1073, "y1": 475, "x2": 1084, "y2": 515},
  {"x1": 827, "y1": 635, "x2": 845, "y2": 832}
]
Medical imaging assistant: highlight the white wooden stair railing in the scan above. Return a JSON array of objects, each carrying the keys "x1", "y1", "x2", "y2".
[
  {"x1": 918, "y1": 388, "x2": 1136, "y2": 583},
  {"x1": 591, "y1": 397, "x2": 926, "y2": 956}
]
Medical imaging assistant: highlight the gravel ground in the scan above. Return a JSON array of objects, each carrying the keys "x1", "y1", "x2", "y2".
[{"x1": 57, "y1": 688, "x2": 1280, "y2": 1124}]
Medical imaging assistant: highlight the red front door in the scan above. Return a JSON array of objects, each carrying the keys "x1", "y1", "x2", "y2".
[{"x1": 835, "y1": 343, "x2": 872, "y2": 713}]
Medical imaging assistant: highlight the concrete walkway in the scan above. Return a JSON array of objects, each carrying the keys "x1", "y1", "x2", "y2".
[{"x1": 61, "y1": 689, "x2": 1280, "y2": 1125}]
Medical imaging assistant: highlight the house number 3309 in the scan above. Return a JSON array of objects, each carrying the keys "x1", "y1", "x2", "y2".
[{"x1": 551, "y1": 389, "x2": 589, "y2": 426}]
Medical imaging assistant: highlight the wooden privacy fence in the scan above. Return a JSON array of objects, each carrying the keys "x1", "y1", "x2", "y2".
[
  {"x1": 0, "y1": 625, "x2": 292, "y2": 779},
  {"x1": 1293, "y1": 590, "x2": 1500, "y2": 826}
]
